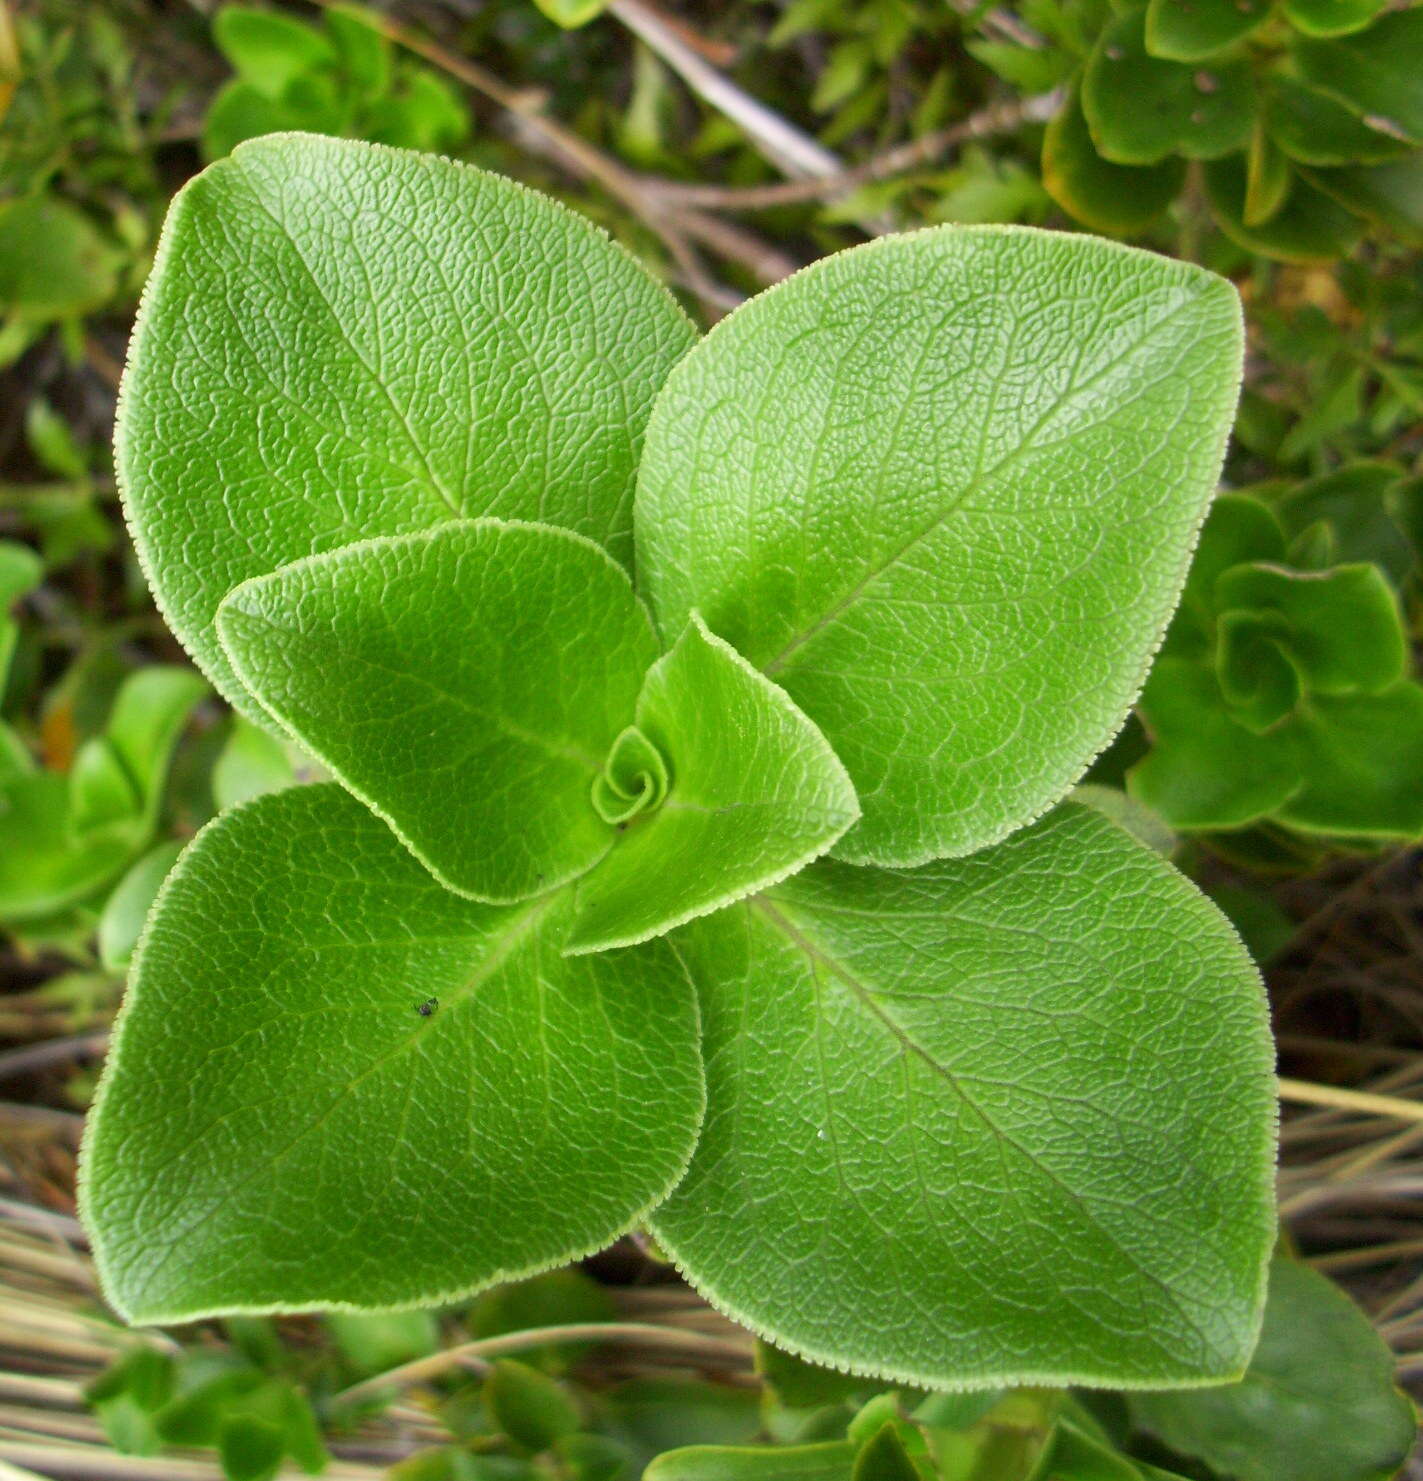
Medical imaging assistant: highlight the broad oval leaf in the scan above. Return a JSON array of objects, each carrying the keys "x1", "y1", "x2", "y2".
[
  {"x1": 217, "y1": 521, "x2": 660, "y2": 904},
  {"x1": 118, "y1": 132, "x2": 695, "y2": 718},
  {"x1": 79, "y1": 783, "x2": 704, "y2": 1323},
  {"x1": 650, "y1": 804, "x2": 1276, "y2": 1389},
  {"x1": 566, "y1": 615, "x2": 859, "y2": 955},
  {"x1": 636, "y1": 227, "x2": 1243, "y2": 866}
]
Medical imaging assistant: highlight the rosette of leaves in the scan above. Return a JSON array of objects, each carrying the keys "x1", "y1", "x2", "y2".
[
  {"x1": 202, "y1": 4, "x2": 468, "y2": 161},
  {"x1": 81, "y1": 133, "x2": 1277, "y2": 1394},
  {"x1": 1022, "y1": 0, "x2": 1423, "y2": 260},
  {"x1": 1129, "y1": 480, "x2": 1423, "y2": 836}
]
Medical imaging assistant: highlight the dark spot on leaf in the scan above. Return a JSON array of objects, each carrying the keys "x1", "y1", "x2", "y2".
[{"x1": 416, "y1": 997, "x2": 438, "y2": 1018}]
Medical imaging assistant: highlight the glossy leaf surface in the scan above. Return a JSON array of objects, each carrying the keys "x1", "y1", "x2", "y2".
[
  {"x1": 636, "y1": 227, "x2": 1242, "y2": 866},
  {"x1": 651, "y1": 805, "x2": 1275, "y2": 1389},
  {"x1": 567, "y1": 616, "x2": 859, "y2": 954},
  {"x1": 218, "y1": 522, "x2": 660, "y2": 903},
  {"x1": 1294, "y1": 11, "x2": 1423, "y2": 144},
  {"x1": 81, "y1": 784, "x2": 704, "y2": 1323},
  {"x1": 117, "y1": 133, "x2": 694, "y2": 717},
  {"x1": 1145, "y1": 0, "x2": 1270, "y2": 61}
]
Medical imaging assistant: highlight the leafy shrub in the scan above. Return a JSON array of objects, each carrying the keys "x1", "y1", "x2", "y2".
[
  {"x1": 986, "y1": 0, "x2": 1423, "y2": 258},
  {"x1": 80, "y1": 134, "x2": 1279, "y2": 1398},
  {"x1": 1129, "y1": 480, "x2": 1423, "y2": 837},
  {"x1": 203, "y1": 4, "x2": 469, "y2": 160}
]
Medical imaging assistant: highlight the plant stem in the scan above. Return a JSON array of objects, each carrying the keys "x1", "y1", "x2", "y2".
[
  {"x1": 336, "y1": 1320, "x2": 753, "y2": 1406},
  {"x1": 1278, "y1": 1075, "x2": 1423, "y2": 1124}
]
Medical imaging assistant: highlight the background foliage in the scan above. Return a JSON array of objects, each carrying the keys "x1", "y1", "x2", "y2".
[{"x1": 1, "y1": 0, "x2": 1422, "y2": 1477}]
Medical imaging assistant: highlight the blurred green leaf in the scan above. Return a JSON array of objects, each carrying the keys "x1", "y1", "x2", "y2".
[
  {"x1": 485, "y1": 1360, "x2": 580, "y2": 1453},
  {"x1": 0, "y1": 195, "x2": 121, "y2": 320},
  {"x1": 1206, "y1": 157, "x2": 1364, "y2": 262},
  {"x1": 1146, "y1": 0, "x2": 1270, "y2": 61},
  {"x1": 1127, "y1": 1257, "x2": 1417, "y2": 1481},
  {"x1": 1283, "y1": 0, "x2": 1390, "y2": 39},
  {"x1": 1294, "y1": 11, "x2": 1423, "y2": 144},
  {"x1": 213, "y1": 6, "x2": 334, "y2": 94},
  {"x1": 530, "y1": 0, "x2": 612, "y2": 27},
  {"x1": 1042, "y1": 85, "x2": 1185, "y2": 232},
  {"x1": 646, "y1": 1443, "x2": 857, "y2": 1481},
  {"x1": 98, "y1": 839, "x2": 183, "y2": 971},
  {"x1": 1084, "y1": 11, "x2": 1255, "y2": 164},
  {"x1": 212, "y1": 717, "x2": 298, "y2": 811},
  {"x1": 327, "y1": 1309, "x2": 440, "y2": 1378}
]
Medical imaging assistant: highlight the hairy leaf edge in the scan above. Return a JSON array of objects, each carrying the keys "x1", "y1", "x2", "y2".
[
  {"x1": 114, "y1": 131, "x2": 698, "y2": 723},
  {"x1": 648, "y1": 804, "x2": 1278, "y2": 1392},
  {"x1": 634, "y1": 224, "x2": 1246, "y2": 872},
  {"x1": 562, "y1": 613, "x2": 861, "y2": 956},
  {"x1": 214, "y1": 517, "x2": 661, "y2": 906},
  {"x1": 76, "y1": 784, "x2": 709, "y2": 1326}
]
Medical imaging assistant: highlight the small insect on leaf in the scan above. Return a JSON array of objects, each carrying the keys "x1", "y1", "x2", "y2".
[{"x1": 416, "y1": 998, "x2": 438, "y2": 1018}]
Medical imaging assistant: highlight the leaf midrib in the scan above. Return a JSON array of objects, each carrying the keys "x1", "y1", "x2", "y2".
[
  {"x1": 761, "y1": 287, "x2": 1207, "y2": 678},
  {"x1": 750, "y1": 892, "x2": 1225, "y2": 1362}
]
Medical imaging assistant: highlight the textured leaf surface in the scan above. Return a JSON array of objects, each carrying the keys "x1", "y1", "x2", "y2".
[
  {"x1": 567, "y1": 616, "x2": 859, "y2": 954},
  {"x1": 217, "y1": 522, "x2": 659, "y2": 903},
  {"x1": 118, "y1": 132, "x2": 694, "y2": 717},
  {"x1": 636, "y1": 227, "x2": 1242, "y2": 866},
  {"x1": 651, "y1": 804, "x2": 1275, "y2": 1388},
  {"x1": 80, "y1": 784, "x2": 703, "y2": 1323},
  {"x1": 1128, "y1": 1258, "x2": 1418, "y2": 1481}
]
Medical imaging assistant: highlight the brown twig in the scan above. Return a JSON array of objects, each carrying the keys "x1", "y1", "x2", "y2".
[{"x1": 640, "y1": 90, "x2": 1062, "y2": 210}]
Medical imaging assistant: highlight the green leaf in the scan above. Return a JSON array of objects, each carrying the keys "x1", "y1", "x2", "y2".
[
  {"x1": 1042, "y1": 86, "x2": 1187, "y2": 233},
  {"x1": 97, "y1": 666, "x2": 211, "y2": 834},
  {"x1": 1070, "y1": 782, "x2": 1177, "y2": 854},
  {"x1": 756, "y1": 1342, "x2": 876, "y2": 1410},
  {"x1": 1294, "y1": 11, "x2": 1423, "y2": 144},
  {"x1": 1302, "y1": 156, "x2": 1423, "y2": 243},
  {"x1": 636, "y1": 227, "x2": 1241, "y2": 867},
  {"x1": 1127, "y1": 1257, "x2": 1418, "y2": 1481},
  {"x1": 1131, "y1": 658, "x2": 1300, "y2": 829},
  {"x1": 327, "y1": 1309, "x2": 439, "y2": 1376},
  {"x1": 1214, "y1": 562, "x2": 1406, "y2": 694},
  {"x1": 213, "y1": 7, "x2": 335, "y2": 94},
  {"x1": 1205, "y1": 156, "x2": 1364, "y2": 262},
  {"x1": 212, "y1": 717, "x2": 299, "y2": 811},
  {"x1": 327, "y1": 6, "x2": 391, "y2": 99},
  {"x1": 217, "y1": 521, "x2": 660, "y2": 905},
  {"x1": 79, "y1": 783, "x2": 704, "y2": 1323},
  {"x1": 201, "y1": 77, "x2": 346, "y2": 161},
  {"x1": 1277, "y1": 683, "x2": 1423, "y2": 837},
  {"x1": 1267, "y1": 77, "x2": 1412, "y2": 166},
  {"x1": 1275, "y1": 462, "x2": 1415, "y2": 586},
  {"x1": 0, "y1": 774, "x2": 135, "y2": 923},
  {"x1": 117, "y1": 134, "x2": 694, "y2": 720},
  {"x1": 966, "y1": 39, "x2": 1072, "y2": 92},
  {"x1": 98, "y1": 840, "x2": 185, "y2": 972},
  {"x1": 530, "y1": 0, "x2": 612, "y2": 27},
  {"x1": 1215, "y1": 611, "x2": 1303, "y2": 732},
  {"x1": 645, "y1": 1444, "x2": 857, "y2": 1481},
  {"x1": 650, "y1": 804, "x2": 1275, "y2": 1388},
  {"x1": 1168, "y1": 494, "x2": 1287, "y2": 656},
  {"x1": 1146, "y1": 0, "x2": 1271, "y2": 62},
  {"x1": 853, "y1": 1423, "x2": 922, "y2": 1481},
  {"x1": 0, "y1": 195, "x2": 122, "y2": 321},
  {"x1": 1282, "y1": 0, "x2": 1389, "y2": 39},
  {"x1": 1243, "y1": 120, "x2": 1292, "y2": 227},
  {"x1": 1029, "y1": 1420, "x2": 1193, "y2": 1478},
  {"x1": 485, "y1": 1359, "x2": 580, "y2": 1452},
  {"x1": 566, "y1": 616, "x2": 859, "y2": 955},
  {"x1": 1083, "y1": 12, "x2": 1255, "y2": 164},
  {"x1": 219, "y1": 1415, "x2": 286, "y2": 1481}
]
